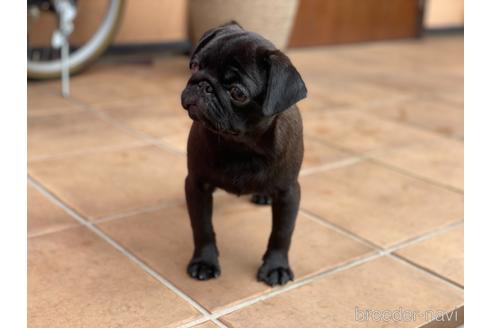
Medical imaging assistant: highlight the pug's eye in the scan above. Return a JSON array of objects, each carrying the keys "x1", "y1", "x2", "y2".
[
  {"x1": 190, "y1": 62, "x2": 199, "y2": 73},
  {"x1": 229, "y1": 86, "x2": 247, "y2": 103}
]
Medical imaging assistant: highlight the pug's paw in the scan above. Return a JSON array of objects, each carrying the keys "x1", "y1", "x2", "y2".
[{"x1": 187, "y1": 260, "x2": 221, "y2": 280}]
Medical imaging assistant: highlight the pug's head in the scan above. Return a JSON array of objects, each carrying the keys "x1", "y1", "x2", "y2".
[{"x1": 181, "y1": 22, "x2": 307, "y2": 137}]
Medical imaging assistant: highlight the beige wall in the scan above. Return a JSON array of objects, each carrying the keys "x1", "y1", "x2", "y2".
[
  {"x1": 113, "y1": 0, "x2": 187, "y2": 44},
  {"x1": 29, "y1": 0, "x2": 188, "y2": 47},
  {"x1": 425, "y1": 0, "x2": 464, "y2": 28}
]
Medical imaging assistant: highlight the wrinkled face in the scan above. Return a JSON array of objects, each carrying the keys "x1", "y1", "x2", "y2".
[{"x1": 181, "y1": 22, "x2": 307, "y2": 137}]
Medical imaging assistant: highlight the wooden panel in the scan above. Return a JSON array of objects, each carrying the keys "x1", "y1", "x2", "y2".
[{"x1": 289, "y1": 0, "x2": 422, "y2": 47}]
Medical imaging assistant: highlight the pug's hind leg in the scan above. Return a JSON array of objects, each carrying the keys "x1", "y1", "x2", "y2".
[
  {"x1": 185, "y1": 175, "x2": 220, "y2": 280},
  {"x1": 251, "y1": 194, "x2": 272, "y2": 205}
]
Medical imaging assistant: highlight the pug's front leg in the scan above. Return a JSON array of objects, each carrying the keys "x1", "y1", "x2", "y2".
[
  {"x1": 185, "y1": 175, "x2": 220, "y2": 280},
  {"x1": 257, "y1": 182, "x2": 300, "y2": 286}
]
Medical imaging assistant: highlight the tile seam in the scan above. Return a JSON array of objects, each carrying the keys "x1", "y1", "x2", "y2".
[
  {"x1": 389, "y1": 253, "x2": 464, "y2": 290},
  {"x1": 368, "y1": 157, "x2": 464, "y2": 194},
  {"x1": 299, "y1": 156, "x2": 366, "y2": 176},
  {"x1": 28, "y1": 141, "x2": 152, "y2": 162},
  {"x1": 28, "y1": 224, "x2": 81, "y2": 239},
  {"x1": 360, "y1": 109, "x2": 464, "y2": 142}
]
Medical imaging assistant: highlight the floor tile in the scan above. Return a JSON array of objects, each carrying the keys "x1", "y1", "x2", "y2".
[
  {"x1": 28, "y1": 145, "x2": 187, "y2": 220},
  {"x1": 396, "y1": 225, "x2": 464, "y2": 286},
  {"x1": 371, "y1": 137, "x2": 464, "y2": 190},
  {"x1": 28, "y1": 184, "x2": 78, "y2": 237},
  {"x1": 147, "y1": 73, "x2": 189, "y2": 94},
  {"x1": 69, "y1": 73, "x2": 164, "y2": 107},
  {"x1": 297, "y1": 81, "x2": 354, "y2": 110},
  {"x1": 300, "y1": 161, "x2": 463, "y2": 247},
  {"x1": 73, "y1": 62, "x2": 157, "y2": 83},
  {"x1": 98, "y1": 195, "x2": 374, "y2": 311},
  {"x1": 308, "y1": 79, "x2": 408, "y2": 109},
  {"x1": 89, "y1": 92, "x2": 183, "y2": 113},
  {"x1": 28, "y1": 227, "x2": 199, "y2": 327},
  {"x1": 100, "y1": 104, "x2": 191, "y2": 153},
  {"x1": 372, "y1": 74, "x2": 462, "y2": 106},
  {"x1": 364, "y1": 97, "x2": 463, "y2": 138},
  {"x1": 302, "y1": 110, "x2": 432, "y2": 154},
  {"x1": 28, "y1": 85, "x2": 82, "y2": 117},
  {"x1": 147, "y1": 57, "x2": 190, "y2": 93},
  {"x1": 301, "y1": 138, "x2": 351, "y2": 171},
  {"x1": 28, "y1": 110, "x2": 145, "y2": 161},
  {"x1": 438, "y1": 90, "x2": 464, "y2": 109},
  {"x1": 158, "y1": 129, "x2": 191, "y2": 154},
  {"x1": 221, "y1": 256, "x2": 463, "y2": 328}
]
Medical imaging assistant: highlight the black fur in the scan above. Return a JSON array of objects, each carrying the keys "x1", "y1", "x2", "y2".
[{"x1": 181, "y1": 22, "x2": 307, "y2": 286}]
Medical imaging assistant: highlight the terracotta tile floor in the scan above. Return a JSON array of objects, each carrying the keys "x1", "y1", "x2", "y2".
[{"x1": 28, "y1": 35, "x2": 464, "y2": 327}]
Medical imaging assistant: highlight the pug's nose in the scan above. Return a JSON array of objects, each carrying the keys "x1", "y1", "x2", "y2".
[
  {"x1": 198, "y1": 81, "x2": 214, "y2": 94},
  {"x1": 181, "y1": 88, "x2": 196, "y2": 110}
]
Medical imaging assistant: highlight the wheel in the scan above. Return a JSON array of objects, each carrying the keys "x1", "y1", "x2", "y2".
[{"x1": 27, "y1": 0, "x2": 126, "y2": 79}]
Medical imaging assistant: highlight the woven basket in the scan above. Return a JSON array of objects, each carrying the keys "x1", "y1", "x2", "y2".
[{"x1": 188, "y1": 0, "x2": 299, "y2": 50}]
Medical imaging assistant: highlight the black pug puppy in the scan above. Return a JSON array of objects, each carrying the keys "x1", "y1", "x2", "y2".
[{"x1": 181, "y1": 22, "x2": 307, "y2": 286}]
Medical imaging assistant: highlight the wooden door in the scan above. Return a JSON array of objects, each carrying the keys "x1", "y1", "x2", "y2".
[{"x1": 289, "y1": 0, "x2": 423, "y2": 47}]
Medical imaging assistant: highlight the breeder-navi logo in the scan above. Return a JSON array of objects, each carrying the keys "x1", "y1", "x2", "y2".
[{"x1": 354, "y1": 306, "x2": 459, "y2": 323}]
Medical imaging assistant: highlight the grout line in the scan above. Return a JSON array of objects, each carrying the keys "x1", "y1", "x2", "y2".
[
  {"x1": 361, "y1": 109, "x2": 464, "y2": 142},
  {"x1": 27, "y1": 176, "x2": 212, "y2": 318},
  {"x1": 368, "y1": 157, "x2": 464, "y2": 194},
  {"x1": 28, "y1": 141, "x2": 151, "y2": 162},
  {"x1": 388, "y1": 253, "x2": 464, "y2": 290},
  {"x1": 179, "y1": 317, "x2": 229, "y2": 328},
  {"x1": 299, "y1": 156, "x2": 365, "y2": 176},
  {"x1": 93, "y1": 200, "x2": 185, "y2": 224},
  {"x1": 210, "y1": 318, "x2": 229, "y2": 328},
  {"x1": 385, "y1": 220, "x2": 464, "y2": 254},
  {"x1": 334, "y1": 94, "x2": 415, "y2": 113},
  {"x1": 95, "y1": 191, "x2": 230, "y2": 226},
  {"x1": 177, "y1": 317, "x2": 210, "y2": 328},
  {"x1": 325, "y1": 93, "x2": 464, "y2": 142},
  {"x1": 28, "y1": 224, "x2": 81, "y2": 239},
  {"x1": 299, "y1": 208, "x2": 381, "y2": 250},
  {"x1": 178, "y1": 316, "x2": 229, "y2": 328},
  {"x1": 27, "y1": 107, "x2": 85, "y2": 118},
  {"x1": 206, "y1": 253, "x2": 382, "y2": 321}
]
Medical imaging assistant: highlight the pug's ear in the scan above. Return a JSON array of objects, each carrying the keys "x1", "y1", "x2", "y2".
[
  {"x1": 262, "y1": 50, "x2": 307, "y2": 116},
  {"x1": 190, "y1": 21, "x2": 243, "y2": 63}
]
